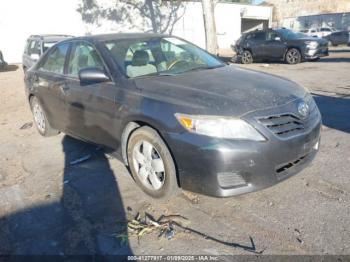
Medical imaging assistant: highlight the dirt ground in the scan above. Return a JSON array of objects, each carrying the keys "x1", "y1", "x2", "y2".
[{"x1": 0, "y1": 47, "x2": 349, "y2": 257}]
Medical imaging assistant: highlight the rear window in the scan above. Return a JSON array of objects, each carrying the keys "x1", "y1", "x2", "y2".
[
  {"x1": 43, "y1": 42, "x2": 57, "y2": 53},
  {"x1": 321, "y1": 28, "x2": 331, "y2": 32}
]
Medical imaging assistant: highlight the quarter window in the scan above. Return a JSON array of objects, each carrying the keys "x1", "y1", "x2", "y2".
[
  {"x1": 67, "y1": 43, "x2": 104, "y2": 77},
  {"x1": 39, "y1": 43, "x2": 69, "y2": 74}
]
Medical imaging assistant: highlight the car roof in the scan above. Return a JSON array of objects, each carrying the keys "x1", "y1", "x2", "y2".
[
  {"x1": 28, "y1": 34, "x2": 74, "y2": 42},
  {"x1": 68, "y1": 33, "x2": 170, "y2": 42}
]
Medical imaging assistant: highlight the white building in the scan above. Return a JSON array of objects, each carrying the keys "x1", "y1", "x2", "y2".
[{"x1": 0, "y1": 0, "x2": 272, "y2": 63}]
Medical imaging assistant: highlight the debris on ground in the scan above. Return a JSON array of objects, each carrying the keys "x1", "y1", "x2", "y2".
[
  {"x1": 126, "y1": 213, "x2": 188, "y2": 242},
  {"x1": 125, "y1": 212, "x2": 263, "y2": 253},
  {"x1": 19, "y1": 122, "x2": 33, "y2": 130},
  {"x1": 294, "y1": 228, "x2": 304, "y2": 244},
  {"x1": 182, "y1": 191, "x2": 200, "y2": 204}
]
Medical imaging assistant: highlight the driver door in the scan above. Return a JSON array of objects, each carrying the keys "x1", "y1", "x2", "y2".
[
  {"x1": 263, "y1": 30, "x2": 287, "y2": 60},
  {"x1": 64, "y1": 41, "x2": 119, "y2": 148}
]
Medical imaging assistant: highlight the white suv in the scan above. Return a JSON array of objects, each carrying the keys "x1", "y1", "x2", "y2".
[{"x1": 301, "y1": 27, "x2": 337, "y2": 38}]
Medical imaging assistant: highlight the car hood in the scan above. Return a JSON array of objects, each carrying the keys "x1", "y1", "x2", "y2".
[
  {"x1": 133, "y1": 65, "x2": 308, "y2": 117},
  {"x1": 290, "y1": 37, "x2": 328, "y2": 44}
]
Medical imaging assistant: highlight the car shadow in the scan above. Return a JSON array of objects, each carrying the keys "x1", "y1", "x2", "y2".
[
  {"x1": 0, "y1": 64, "x2": 19, "y2": 72},
  {"x1": 329, "y1": 48, "x2": 350, "y2": 53},
  {"x1": 312, "y1": 93, "x2": 350, "y2": 133},
  {"x1": 0, "y1": 138, "x2": 132, "y2": 257},
  {"x1": 317, "y1": 57, "x2": 350, "y2": 63}
]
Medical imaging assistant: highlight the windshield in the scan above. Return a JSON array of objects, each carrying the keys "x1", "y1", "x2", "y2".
[
  {"x1": 104, "y1": 37, "x2": 224, "y2": 78},
  {"x1": 276, "y1": 29, "x2": 307, "y2": 40},
  {"x1": 43, "y1": 42, "x2": 57, "y2": 53}
]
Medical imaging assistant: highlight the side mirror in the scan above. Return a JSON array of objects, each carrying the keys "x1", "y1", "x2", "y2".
[
  {"x1": 79, "y1": 67, "x2": 110, "y2": 85},
  {"x1": 30, "y1": 53, "x2": 40, "y2": 61},
  {"x1": 274, "y1": 36, "x2": 281, "y2": 41}
]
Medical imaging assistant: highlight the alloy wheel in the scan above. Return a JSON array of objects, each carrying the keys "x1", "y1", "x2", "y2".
[
  {"x1": 242, "y1": 51, "x2": 253, "y2": 64},
  {"x1": 286, "y1": 49, "x2": 301, "y2": 64}
]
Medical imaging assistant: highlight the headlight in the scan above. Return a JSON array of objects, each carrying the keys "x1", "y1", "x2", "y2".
[
  {"x1": 175, "y1": 113, "x2": 266, "y2": 141},
  {"x1": 305, "y1": 41, "x2": 318, "y2": 49}
]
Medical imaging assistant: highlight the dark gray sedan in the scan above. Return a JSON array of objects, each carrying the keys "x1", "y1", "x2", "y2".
[{"x1": 25, "y1": 33, "x2": 321, "y2": 198}]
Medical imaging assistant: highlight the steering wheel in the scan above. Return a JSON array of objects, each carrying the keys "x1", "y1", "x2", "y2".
[{"x1": 167, "y1": 59, "x2": 188, "y2": 70}]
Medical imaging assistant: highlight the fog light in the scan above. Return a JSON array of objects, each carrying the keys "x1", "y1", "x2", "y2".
[
  {"x1": 217, "y1": 172, "x2": 247, "y2": 188},
  {"x1": 308, "y1": 49, "x2": 317, "y2": 56}
]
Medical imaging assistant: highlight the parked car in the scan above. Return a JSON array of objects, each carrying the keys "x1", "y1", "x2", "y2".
[
  {"x1": 22, "y1": 34, "x2": 73, "y2": 72},
  {"x1": 25, "y1": 34, "x2": 321, "y2": 199},
  {"x1": 300, "y1": 27, "x2": 336, "y2": 38},
  {"x1": 300, "y1": 28, "x2": 318, "y2": 38},
  {"x1": 233, "y1": 28, "x2": 329, "y2": 64},
  {"x1": 0, "y1": 50, "x2": 7, "y2": 70},
  {"x1": 324, "y1": 31, "x2": 350, "y2": 46}
]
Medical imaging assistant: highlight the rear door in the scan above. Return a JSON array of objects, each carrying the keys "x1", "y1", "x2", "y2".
[
  {"x1": 245, "y1": 31, "x2": 266, "y2": 58},
  {"x1": 32, "y1": 42, "x2": 70, "y2": 131},
  {"x1": 263, "y1": 30, "x2": 287, "y2": 60},
  {"x1": 64, "y1": 41, "x2": 119, "y2": 148}
]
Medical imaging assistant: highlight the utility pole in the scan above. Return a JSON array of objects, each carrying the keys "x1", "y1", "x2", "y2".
[{"x1": 201, "y1": 0, "x2": 218, "y2": 54}]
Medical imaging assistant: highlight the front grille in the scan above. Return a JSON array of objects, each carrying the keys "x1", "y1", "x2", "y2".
[{"x1": 258, "y1": 114, "x2": 305, "y2": 138}]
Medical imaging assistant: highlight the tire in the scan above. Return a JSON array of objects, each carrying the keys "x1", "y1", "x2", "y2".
[
  {"x1": 127, "y1": 126, "x2": 179, "y2": 199},
  {"x1": 241, "y1": 50, "x2": 253, "y2": 64},
  {"x1": 30, "y1": 96, "x2": 59, "y2": 137},
  {"x1": 285, "y1": 48, "x2": 302, "y2": 64}
]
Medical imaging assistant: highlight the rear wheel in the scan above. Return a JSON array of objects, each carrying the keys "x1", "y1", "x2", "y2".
[
  {"x1": 285, "y1": 48, "x2": 301, "y2": 64},
  {"x1": 241, "y1": 50, "x2": 253, "y2": 64},
  {"x1": 30, "y1": 96, "x2": 59, "y2": 137},
  {"x1": 127, "y1": 126, "x2": 179, "y2": 199}
]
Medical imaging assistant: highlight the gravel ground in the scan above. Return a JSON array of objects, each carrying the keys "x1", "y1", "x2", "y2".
[{"x1": 0, "y1": 47, "x2": 349, "y2": 257}]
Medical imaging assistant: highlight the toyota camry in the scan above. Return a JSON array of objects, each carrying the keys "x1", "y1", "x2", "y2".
[{"x1": 25, "y1": 33, "x2": 321, "y2": 198}]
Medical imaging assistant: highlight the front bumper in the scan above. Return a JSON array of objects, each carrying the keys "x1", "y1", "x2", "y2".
[
  {"x1": 164, "y1": 99, "x2": 322, "y2": 197},
  {"x1": 304, "y1": 47, "x2": 329, "y2": 59}
]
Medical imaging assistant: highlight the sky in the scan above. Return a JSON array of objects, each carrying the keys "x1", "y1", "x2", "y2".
[{"x1": 253, "y1": 0, "x2": 264, "y2": 4}]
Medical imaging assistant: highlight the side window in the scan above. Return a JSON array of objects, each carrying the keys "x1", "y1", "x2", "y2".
[
  {"x1": 252, "y1": 32, "x2": 266, "y2": 41},
  {"x1": 67, "y1": 43, "x2": 104, "y2": 77},
  {"x1": 267, "y1": 31, "x2": 280, "y2": 41},
  {"x1": 39, "y1": 43, "x2": 69, "y2": 74}
]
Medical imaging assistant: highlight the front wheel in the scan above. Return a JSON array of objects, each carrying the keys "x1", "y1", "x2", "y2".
[
  {"x1": 30, "y1": 96, "x2": 59, "y2": 137},
  {"x1": 241, "y1": 50, "x2": 253, "y2": 64},
  {"x1": 127, "y1": 126, "x2": 179, "y2": 199},
  {"x1": 285, "y1": 48, "x2": 302, "y2": 64}
]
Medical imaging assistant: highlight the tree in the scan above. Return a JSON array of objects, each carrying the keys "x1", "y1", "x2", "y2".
[
  {"x1": 221, "y1": 0, "x2": 253, "y2": 3},
  {"x1": 77, "y1": 0, "x2": 185, "y2": 34},
  {"x1": 201, "y1": 0, "x2": 218, "y2": 54}
]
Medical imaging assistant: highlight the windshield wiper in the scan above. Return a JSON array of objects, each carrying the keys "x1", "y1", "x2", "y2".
[
  {"x1": 183, "y1": 64, "x2": 224, "y2": 73},
  {"x1": 132, "y1": 71, "x2": 178, "y2": 79}
]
